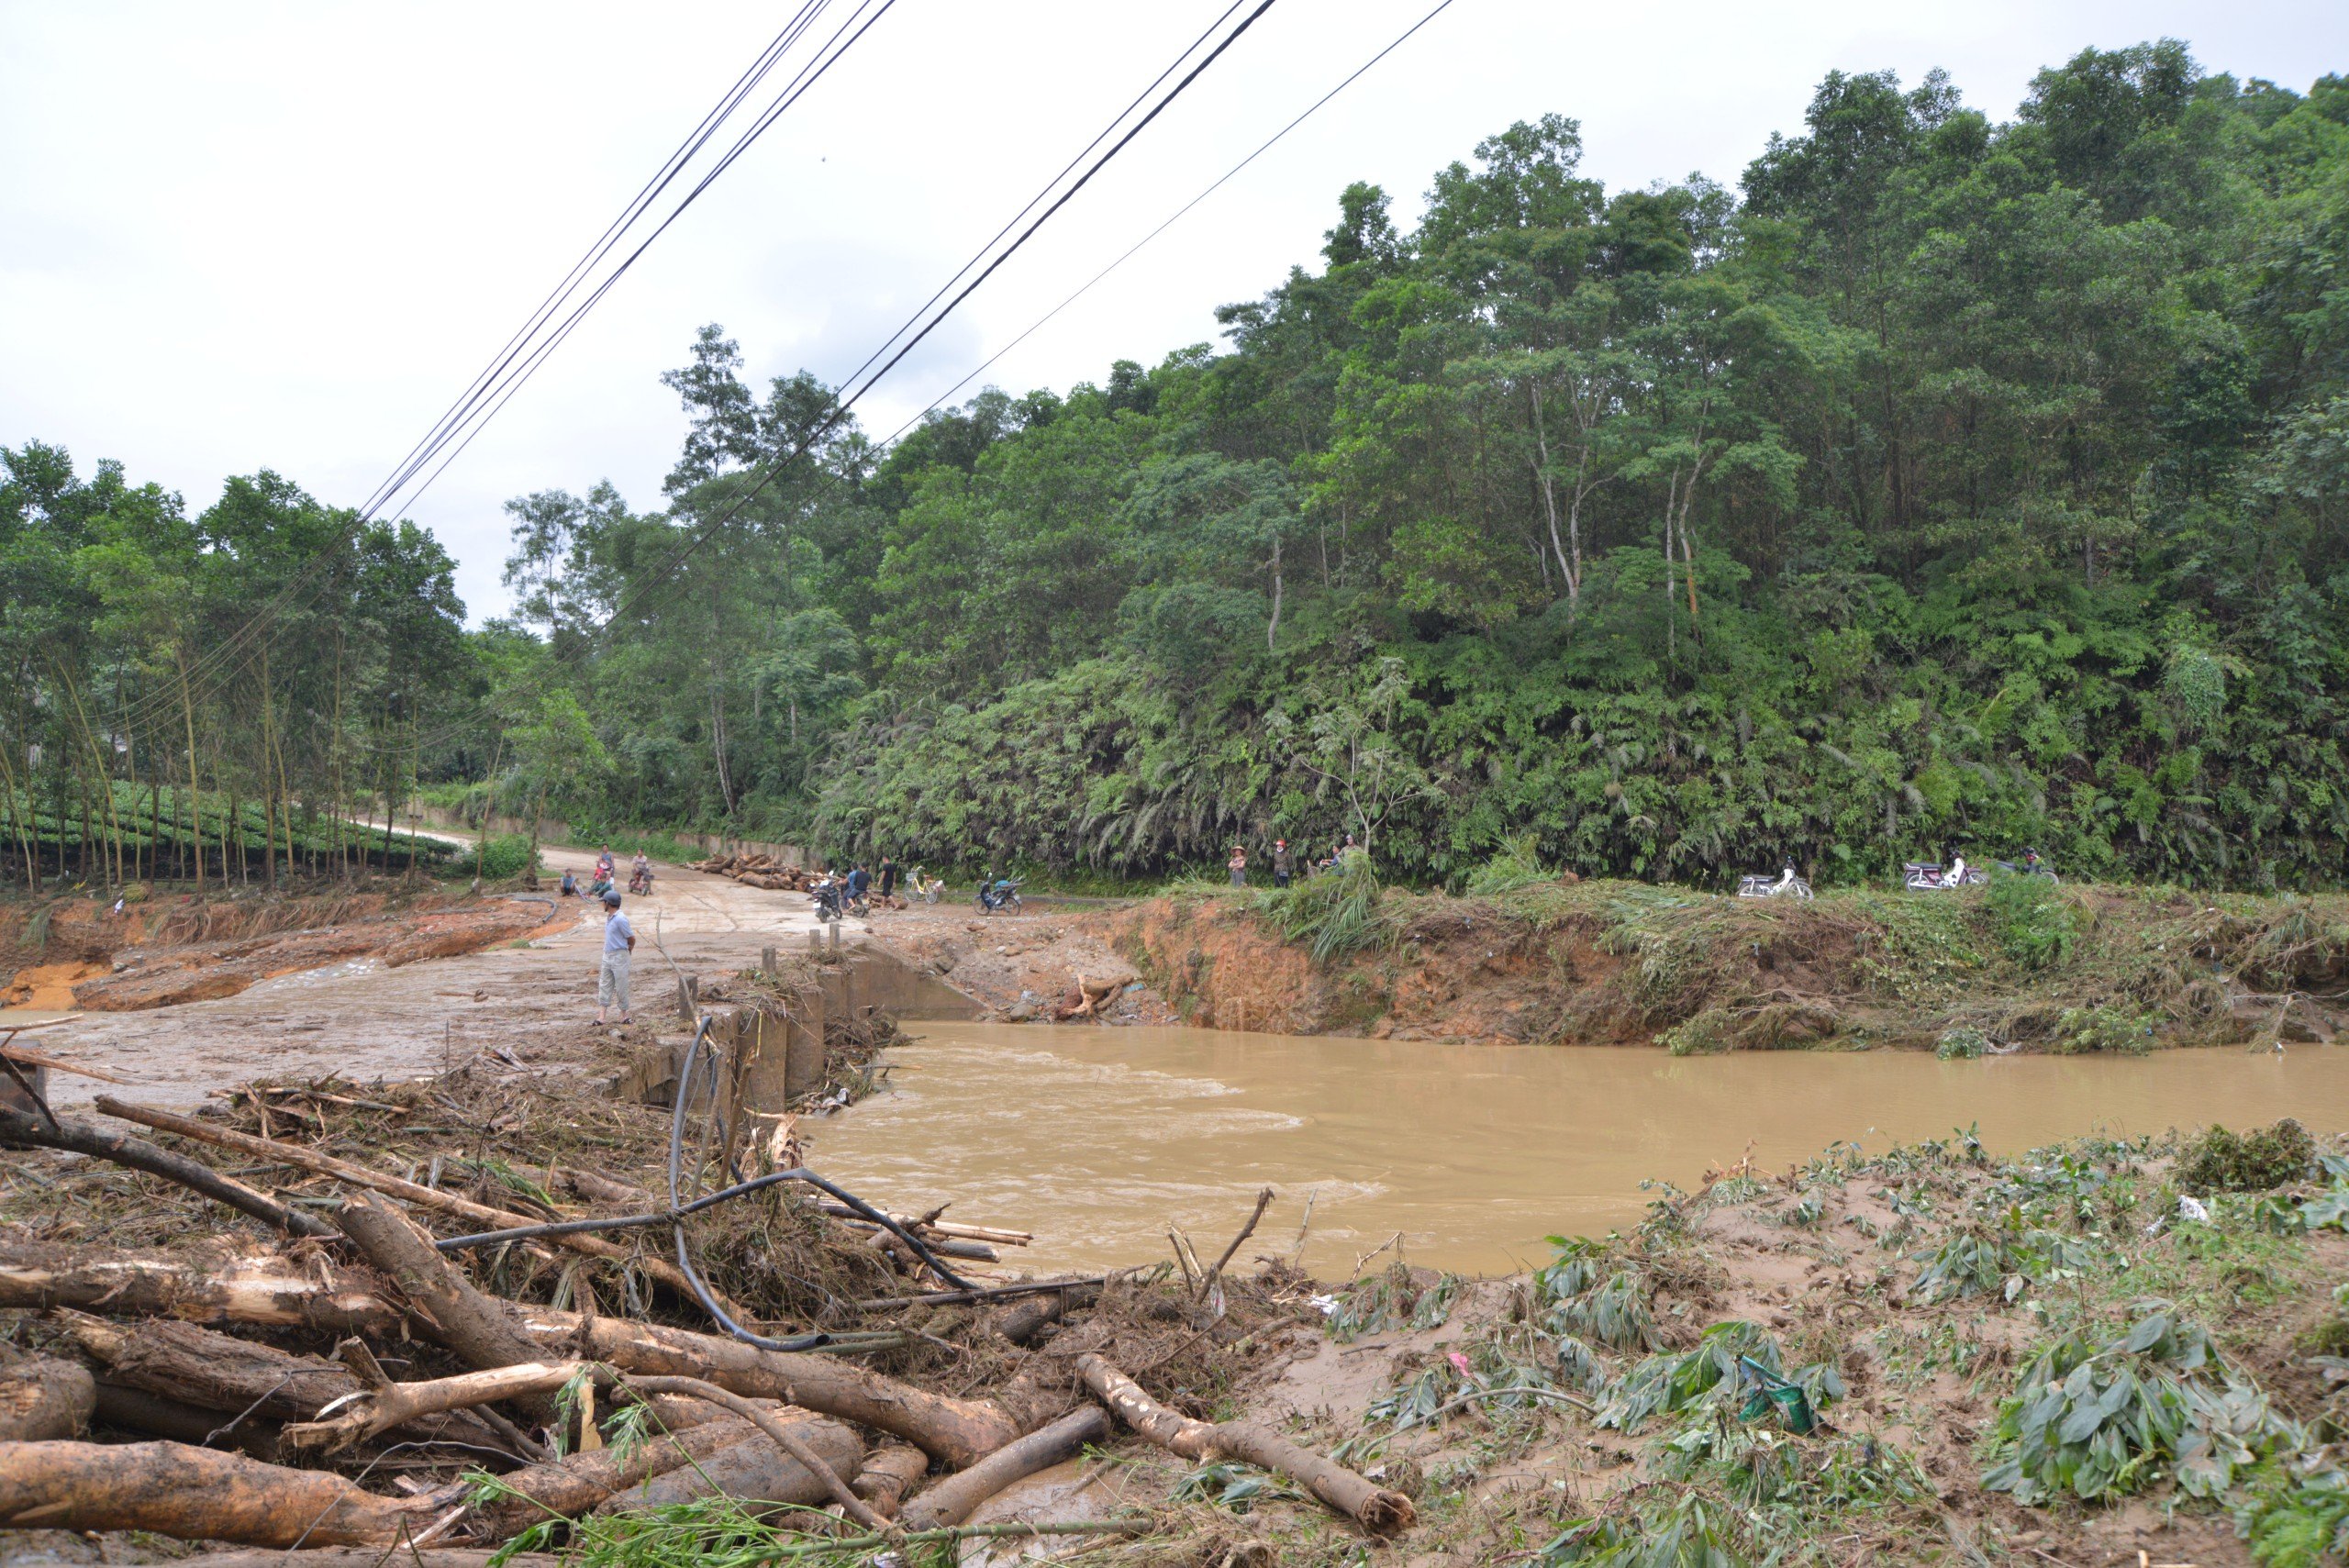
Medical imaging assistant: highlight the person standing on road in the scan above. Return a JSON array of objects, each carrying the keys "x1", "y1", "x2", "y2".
[
  {"x1": 1228, "y1": 843, "x2": 1247, "y2": 886},
  {"x1": 877, "y1": 854, "x2": 900, "y2": 904},
  {"x1": 596, "y1": 891, "x2": 635, "y2": 1026},
  {"x1": 1272, "y1": 838, "x2": 1293, "y2": 888}
]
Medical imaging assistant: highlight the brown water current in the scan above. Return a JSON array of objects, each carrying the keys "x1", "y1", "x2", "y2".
[{"x1": 807, "y1": 1022, "x2": 2349, "y2": 1277}]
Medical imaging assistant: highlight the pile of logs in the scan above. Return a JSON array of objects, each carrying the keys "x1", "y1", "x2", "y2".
[
  {"x1": 0, "y1": 1094, "x2": 1413, "y2": 1556},
  {"x1": 692, "y1": 853, "x2": 815, "y2": 893}
]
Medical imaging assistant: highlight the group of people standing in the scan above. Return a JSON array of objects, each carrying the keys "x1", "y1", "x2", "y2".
[{"x1": 1226, "y1": 832, "x2": 1362, "y2": 888}]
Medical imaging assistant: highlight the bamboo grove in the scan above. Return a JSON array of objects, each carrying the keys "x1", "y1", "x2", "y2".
[{"x1": 8, "y1": 42, "x2": 2348, "y2": 892}]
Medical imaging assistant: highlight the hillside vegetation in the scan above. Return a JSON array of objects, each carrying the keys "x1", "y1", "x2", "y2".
[{"x1": 6, "y1": 42, "x2": 2347, "y2": 893}]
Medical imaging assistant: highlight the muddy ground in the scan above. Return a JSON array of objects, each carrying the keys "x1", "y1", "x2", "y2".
[{"x1": 4, "y1": 843, "x2": 870, "y2": 1111}]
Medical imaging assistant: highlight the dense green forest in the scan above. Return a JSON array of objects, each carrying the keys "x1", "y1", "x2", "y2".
[{"x1": 6, "y1": 41, "x2": 2347, "y2": 892}]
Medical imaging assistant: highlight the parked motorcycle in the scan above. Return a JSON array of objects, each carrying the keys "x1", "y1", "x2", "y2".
[
  {"x1": 1993, "y1": 855, "x2": 2060, "y2": 884},
  {"x1": 1736, "y1": 869, "x2": 1813, "y2": 900},
  {"x1": 975, "y1": 877, "x2": 1023, "y2": 916},
  {"x1": 811, "y1": 877, "x2": 864, "y2": 922},
  {"x1": 1904, "y1": 862, "x2": 1987, "y2": 891}
]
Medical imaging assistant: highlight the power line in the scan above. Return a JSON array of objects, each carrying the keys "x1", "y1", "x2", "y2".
[
  {"x1": 384, "y1": 0, "x2": 1291, "y2": 760},
  {"x1": 883, "y1": 0, "x2": 1463, "y2": 443},
  {"x1": 108, "y1": 2, "x2": 895, "y2": 740}
]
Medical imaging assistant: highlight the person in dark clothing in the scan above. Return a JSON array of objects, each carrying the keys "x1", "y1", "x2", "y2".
[
  {"x1": 877, "y1": 855, "x2": 899, "y2": 899},
  {"x1": 1272, "y1": 839, "x2": 1294, "y2": 888},
  {"x1": 846, "y1": 863, "x2": 873, "y2": 902}
]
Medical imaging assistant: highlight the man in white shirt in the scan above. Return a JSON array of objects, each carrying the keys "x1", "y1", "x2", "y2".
[{"x1": 596, "y1": 891, "x2": 635, "y2": 1026}]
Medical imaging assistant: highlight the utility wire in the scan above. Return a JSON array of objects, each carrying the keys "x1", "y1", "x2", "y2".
[
  {"x1": 385, "y1": 0, "x2": 1464, "y2": 765},
  {"x1": 108, "y1": 1, "x2": 892, "y2": 739}
]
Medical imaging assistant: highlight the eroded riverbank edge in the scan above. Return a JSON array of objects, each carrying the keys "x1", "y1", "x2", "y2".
[{"x1": 878, "y1": 877, "x2": 2349, "y2": 1055}]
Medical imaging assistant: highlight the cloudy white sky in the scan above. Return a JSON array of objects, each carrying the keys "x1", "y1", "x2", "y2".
[{"x1": 4, "y1": 1, "x2": 2343, "y2": 619}]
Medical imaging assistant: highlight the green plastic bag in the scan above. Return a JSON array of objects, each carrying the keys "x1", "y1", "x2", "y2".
[{"x1": 1736, "y1": 1357, "x2": 1817, "y2": 1434}]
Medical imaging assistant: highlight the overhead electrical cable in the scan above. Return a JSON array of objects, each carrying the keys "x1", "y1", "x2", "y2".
[
  {"x1": 882, "y1": 0, "x2": 1463, "y2": 444},
  {"x1": 109, "y1": 0, "x2": 893, "y2": 739},
  {"x1": 379, "y1": 0, "x2": 1289, "y2": 759}
]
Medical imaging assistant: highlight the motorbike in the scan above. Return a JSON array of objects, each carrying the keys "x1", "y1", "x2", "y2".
[
  {"x1": 975, "y1": 877, "x2": 1024, "y2": 916},
  {"x1": 1904, "y1": 862, "x2": 1987, "y2": 891},
  {"x1": 907, "y1": 867, "x2": 944, "y2": 905},
  {"x1": 811, "y1": 879, "x2": 852, "y2": 922},
  {"x1": 1994, "y1": 857, "x2": 2061, "y2": 884},
  {"x1": 1736, "y1": 871, "x2": 1813, "y2": 900},
  {"x1": 628, "y1": 863, "x2": 654, "y2": 895}
]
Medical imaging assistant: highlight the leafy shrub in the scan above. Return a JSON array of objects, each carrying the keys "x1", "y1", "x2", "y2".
[
  {"x1": 1659, "y1": 1009, "x2": 1734, "y2": 1056},
  {"x1": 1258, "y1": 851, "x2": 1386, "y2": 966},
  {"x1": 1935, "y1": 1026, "x2": 1988, "y2": 1059},
  {"x1": 1540, "y1": 1489, "x2": 1756, "y2": 1566},
  {"x1": 1465, "y1": 833, "x2": 1557, "y2": 896},
  {"x1": 2240, "y1": 1462, "x2": 2349, "y2": 1567},
  {"x1": 2178, "y1": 1120, "x2": 2315, "y2": 1195},
  {"x1": 1597, "y1": 1321, "x2": 1844, "y2": 1435},
  {"x1": 2053, "y1": 1003, "x2": 2156, "y2": 1054},
  {"x1": 1324, "y1": 1263, "x2": 1458, "y2": 1342},
  {"x1": 1982, "y1": 1306, "x2": 2294, "y2": 1505},
  {"x1": 466, "y1": 834, "x2": 539, "y2": 883},
  {"x1": 1987, "y1": 868, "x2": 2076, "y2": 969},
  {"x1": 1547, "y1": 1270, "x2": 1661, "y2": 1351}
]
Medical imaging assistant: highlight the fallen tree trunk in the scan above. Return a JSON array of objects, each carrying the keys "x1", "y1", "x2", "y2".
[
  {"x1": 335, "y1": 1193, "x2": 557, "y2": 1425},
  {"x1": 1074, "y1": 1353, "x2": 1412, "y2": 1535},
  {"x1": 595, "y1": 1415, "x2": 864, "y2": 1518},
  {"x1": 59, "y1": 1310, "x2": 515, "y2": 1455},
  {"x1": 0, "y1": 1440, "x2": 443, "y2": 1546},
  {"x1": 898, "y1": 1405, "x2": 1107, "y2": 1531},
  {"x1": 0, "y1": 1106, "x2": 335, "y2": 1238},
  {"x1": 91, "y1": 1383, "x2": 282, "y2": 1458},
  {"x1": 476, "y1": 1413, "x2": 754, "y2": 1534},
  {"x1": 60, "y1": 1311, "x2": 361, "y2": 1423},
  {"x1": 515, "y1": 1308, "x2": 1019, "y2": 1469},
  {"x1": 994, "y1": 1281, "x2": 1102, "y2": 1346},
  {"x1": 0, "y1": 1237, "x2": 396, "y2": 1332},
  {"x1": 623, "y1": 1373, "x2": 885, "y2": 1530},
  {"x1": 287, "y1": 1361, "x2": 579, "y2": 1452},
  {"x1": 93, "y1": 1095, "x2": 716, "y2": 1307},
  {"x1": 0, "y1": 1355, "x2": 94, "y2": 1440},
  {"x1": 852, "y1": 1443, "x2": 930, "y2": 1518}
]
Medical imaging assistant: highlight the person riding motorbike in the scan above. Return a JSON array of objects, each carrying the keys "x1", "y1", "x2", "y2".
[{"x1": 628, "y1": 852, "x2": 653, "y2": 895}]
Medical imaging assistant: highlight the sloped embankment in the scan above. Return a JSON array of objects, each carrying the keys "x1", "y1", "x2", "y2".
[
  {"x1": 1095, "y1": 878, "x2": 2349, "y2": 1052},
  {"x1": 0, "y1": 890, "x2": 568, "y2": 1011}
]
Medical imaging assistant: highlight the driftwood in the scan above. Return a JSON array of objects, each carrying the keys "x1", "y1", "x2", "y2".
[
  {"x1": 335, "y1": 1193, "x2": 557, "y2": 1424},
  {"x1": 0, "y1": 1439, "x2": 446, "y2": 1546},
  {"x1": 0, "y1": 1354, "x2": 94, "y2": 1440},
  {"x1": 58, "y1": 1310, "x2": 519, "y2": 1458},
  {"x1": 0, "y1": 1106, "x2": 334, "y2": 1238},
  {"x1": 92, "y1": 1096, "x2": 716, "y2": 1306},
  {"x1": 91, "y1": 1382, "x2": 282, "y2": 1458},
  {"x1": 0, "y1": 1237, "x2": 397, "y2": 1331},
  {"x1": 596, "y1": 1413, "x2": 865, "y2": 1518},
  {"x1": 852, "y1": 1442, "x2": 930, "y2": 1518},
  {"x1": 513, "y1": 1307, "x2": 1020, "y2": 1469},
  {"x1": 623, "y1": 1373, "x2": 885, "y2": 1530},
  {"x1": 1075, "y1": 1353, "x2": 1412, "y2": 1534},
  {"x1": 287, "y1": 1360, "x2": 580, "y2": 1452},
  {"x1": 898, "y1": 1405, "x2": 1108, "y2": 1531},
  {"x1": 994, "y1": 1281, "x2": 1103, "y2": 1346},
  {"x1": 475, "y1": 1412, "x2": 754, "y2": 1532}
]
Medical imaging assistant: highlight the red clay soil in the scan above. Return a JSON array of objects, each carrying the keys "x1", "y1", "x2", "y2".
[
  {"x1": 1088, "y1": 894, "x2": 1616, "y2": 1044},
  {"x1": 0, "y1": 889, "x2": 565, "y2": 1012}
]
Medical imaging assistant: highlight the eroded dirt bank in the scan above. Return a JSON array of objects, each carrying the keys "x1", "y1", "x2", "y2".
[{"x1": 888, "y1": 878, "x2": 2349, "y2": 1053}]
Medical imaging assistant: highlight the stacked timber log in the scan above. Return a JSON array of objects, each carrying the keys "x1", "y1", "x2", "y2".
[
  {"x1": 691, "y1": 852, "x2": 814, "y2": 892},
  {"x1": 0, "y1": 1059, "x2": 1408, "y2": 1558}
]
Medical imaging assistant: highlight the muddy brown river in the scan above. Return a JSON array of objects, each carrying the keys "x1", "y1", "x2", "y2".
[{"x1": 810, "y1": 1022, "x2": 2349, "y2": 1277}]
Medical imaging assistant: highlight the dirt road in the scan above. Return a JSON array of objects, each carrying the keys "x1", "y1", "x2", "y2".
[{"x1": 27, "y1": 843, "x2": 868, "y2": 1111}]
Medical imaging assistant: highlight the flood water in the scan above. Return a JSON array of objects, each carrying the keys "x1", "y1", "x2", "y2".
[{"x1": 807, "y1": 1023, "x2": 2349, "y2": 1277}]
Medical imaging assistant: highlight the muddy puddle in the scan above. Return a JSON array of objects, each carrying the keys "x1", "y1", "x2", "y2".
[{"x1": 809, "y1": 1022, "x2": 2349, "y2": 1276}]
